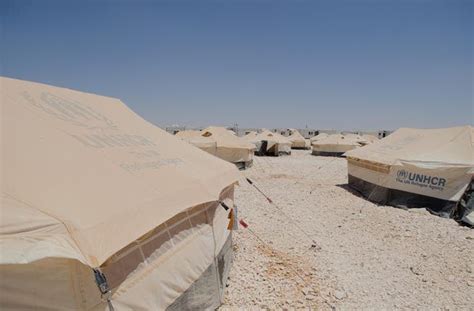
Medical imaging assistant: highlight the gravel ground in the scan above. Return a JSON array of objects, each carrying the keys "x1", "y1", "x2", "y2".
[{"x1": 220, "y1": 150, "x2": 474, "y2": 310}]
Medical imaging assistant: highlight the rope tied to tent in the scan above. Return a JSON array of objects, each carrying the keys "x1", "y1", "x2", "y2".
[
  {"x1": 219, "y1": 198, "x2": 330, "y2": 305},
  {"x1": 220, "y1": 202, "x2": 325, "y2": 304},
  {"x1": 245, "y1": 178, "x2": 320, "y2": 250}
]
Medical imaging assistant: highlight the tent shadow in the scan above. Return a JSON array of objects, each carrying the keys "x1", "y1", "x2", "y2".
[
  {"x1": 335, "y1": 183, "x2": 367, "y2": 199},
  {"x1": 335, "y1": 183, "x2": 440, "y2": 214}
]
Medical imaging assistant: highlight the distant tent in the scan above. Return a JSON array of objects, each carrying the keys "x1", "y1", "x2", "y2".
[
  {"x1": 243, "y1": 131, "x2": 262, "y2": 149},
  {"x1": 176, "y1": 130, "x2": 217, "y2": 154},
  {"x1": 310, "y1": 133, "x2": 329, "y2": 144},
  {"x1": 288, "y1": 129, "x2": 309, "y2": 149},
  {"x1": 361, "y1": 134, "x2": 379, "y2": 144},
  {"x1": 200, "y1": 126, "x2": 255, "y2": 169},
  {"x1": 254, "y1": 129, "x2": 292, "y2": 156},
  {"x1": 345, "y1": 126, "x2": 474, "y2": 225},
  {"x1": 0, "y1": 77, "x2": 241, "y2": 310},
  {"x1": 311, "y1": 134, "x2": 367, "y2": 156},
  {"x1": 175, "y1": 129, "x2": 202, "y2": 139}
]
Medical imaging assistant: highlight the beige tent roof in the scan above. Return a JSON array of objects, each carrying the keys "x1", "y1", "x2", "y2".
[
  {"x1": 244, "y1": 131, "x2": 258, "y2": 138},
  {"x1": 311, "y1": 133, "x2": 368, "y2": 154},
  {"x1": 310, "y1": 133, "x2": 329, "y2": 143},
  {"x1": 256, "y1": 129, "x2": 292, "y2": 145},
  {"x1": 175, "y1": 130, "x2": 202, "y2": 139},
  {"x1": 243, "y1": 131, "x2": 260, "y2": 144},
  {"x1": 288, "y1": 129, "x2": 305, "y2": 141},
  {"x1": 361, "y1": 134, "x2": 379, "y2": 143},
  {"x1": 313, "y1": 133, "x2": 365, "y2": 147},
  {"x1": 188, "y1": 126, "x2": 256, "y2": 164},
  {"x1": 202, "y1": 126, "x2": 255, "y2": 150},
  {"x1": 345, "y1": 126, "x2": 474, "y2": 167},
  {"x1": 176, "y1": 130, "x2": 217, "y2": 150},
  {"x1": 288, "y1": 129, "x2": 307, "y2": 148},
  {"x1": 0, "y1": 76, "x2": 240, "y2": 267}
]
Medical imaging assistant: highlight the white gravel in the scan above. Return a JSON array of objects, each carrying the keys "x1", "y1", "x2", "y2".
[{"x1": 220, "y1": 150, "x2": 474, "y2": 310}]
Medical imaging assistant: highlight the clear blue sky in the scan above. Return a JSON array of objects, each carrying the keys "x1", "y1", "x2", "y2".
[{"x1": 1, "y1": 0, "x2": 472, "y2": 130}]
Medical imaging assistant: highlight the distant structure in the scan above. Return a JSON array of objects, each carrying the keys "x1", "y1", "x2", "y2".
[
  {"x1": 165, "y1": 125, "x2": 393, "y2": 140},
  {"x1": 378, "y1": 130, "x2": 392, "y2": 139},
  {"x1": 165, "y1": 125, "x2": 187, "y2": 135}
]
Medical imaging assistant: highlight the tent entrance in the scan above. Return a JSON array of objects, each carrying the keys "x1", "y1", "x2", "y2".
[{"x1": 167, "y1": 233, "x2": 233, "y2": 310}]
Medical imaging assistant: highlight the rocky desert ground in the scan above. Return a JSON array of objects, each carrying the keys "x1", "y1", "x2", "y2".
[{"x1": 220, "y1": 150, "x2": 474, "y2": 310}]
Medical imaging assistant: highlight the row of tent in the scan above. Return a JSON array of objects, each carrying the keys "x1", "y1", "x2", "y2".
[
  {"x1": 1, "y1": 77, "x2": 472, "y2": 310},
  {"x1": 175, "y1": 128, "x2": 310, "y2": 169},
  {"x1": 173, "y1": 125, "x2": 473, "y2": 228},
  {"x1": 175, "y1": 128, "x2": 384, "y2": 168},
  {"x1": 244, "y1": 129, "x2": 307, "y2": 154}
]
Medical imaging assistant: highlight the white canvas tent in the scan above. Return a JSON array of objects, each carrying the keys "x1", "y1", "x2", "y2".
[
  {"x1": 0, "y1": 77, "x2": 241, "y2": 310},
  {"x1": 254, "y1": 129, "x2": 292, "y2": 156},
  {"x1": 288, "y1": 129, "x2": 309, "y2": 149},
  {"x1": 345, "y1": 126, "x2": 474, "y2": 225},
  {"x1": 200, "y1": 126, "x2": 255, "y2": 169},
  {"x1": 311, "y1": 134, "x2": 367, "y2": 156}
]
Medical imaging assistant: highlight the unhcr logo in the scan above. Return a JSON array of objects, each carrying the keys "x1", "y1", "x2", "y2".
[
  {"x1": 397, "y1": 169, "x2": 408, "y2": 180},
  {"x1": 396, "y1": 169, "x2": 446, "y2": 191},
  {"x1": 21, "y1": 91, "x2": 117, "y2": 130}
]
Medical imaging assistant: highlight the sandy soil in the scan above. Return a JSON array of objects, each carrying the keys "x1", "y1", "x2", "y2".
[{"x1": 220, "y1": 150, "x2": 474, "y2": 310}]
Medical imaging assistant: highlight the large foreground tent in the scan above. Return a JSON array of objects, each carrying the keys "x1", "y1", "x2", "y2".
[
  {"x1": 0, "y1": 77, "x2": 241, "y2": 309},
  {"x1": 311, "y1": 134, "x2": 368, "y2": 157},
  {"x1": 345, "y1": 126, "x2": 474, "y2": 225},
  {"x1": 287, "y1": 129, "x2": 309, "y2": 149},
  {"x1": 198, "y1": 126, "x2": 255, "y2": 169},
  {"x1": 254, "y1": 129, "x2": 292, "y2": 156}
]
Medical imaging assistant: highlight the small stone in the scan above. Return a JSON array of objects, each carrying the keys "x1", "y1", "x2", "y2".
[
  {"x1": 410, "y1": 266, "x2": 423, "y2": 276},
  {"x1": 334, "y1": 290, "x2": 346, "y2": 300},
  {"x1": 467, "y1": 280, "x2": 474, "y2": 287},
  {"x1": 305, "y1": 295, "x2": 315, "y2": 301}
]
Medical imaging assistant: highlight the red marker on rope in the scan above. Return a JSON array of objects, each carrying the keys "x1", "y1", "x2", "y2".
[
  {"x1": 239, "y1": 219, "x2": 249, "y2": 228},
  {"x1": 246, "y1": 178, "x2": 273, "y2": 204}
]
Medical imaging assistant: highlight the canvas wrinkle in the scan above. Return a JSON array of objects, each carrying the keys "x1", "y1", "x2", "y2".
[{"x1": 1, "y1": 193, "x2": 88, "y2": 265}]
